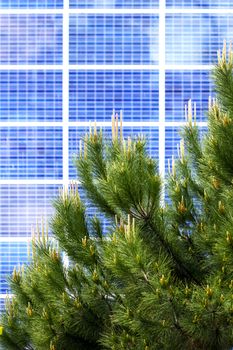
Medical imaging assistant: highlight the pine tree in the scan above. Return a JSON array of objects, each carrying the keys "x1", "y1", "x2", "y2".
[{"x1": 0, "y1": 44, "x2": 233, "y2": 349}]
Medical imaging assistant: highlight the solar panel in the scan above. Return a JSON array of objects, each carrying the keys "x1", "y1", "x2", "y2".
[{"x1": 0, "y1": 0, "x2": 230, "y2": 306}]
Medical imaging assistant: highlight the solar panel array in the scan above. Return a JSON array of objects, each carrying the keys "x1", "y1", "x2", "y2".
[{"x1": 0, "y1": 0, "x2": 230, "y2": 305}]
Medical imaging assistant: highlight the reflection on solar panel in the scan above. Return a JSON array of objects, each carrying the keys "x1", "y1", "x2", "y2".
[
  {"x1": 70, "y1": 0, "x2": 159, "y2": 8},
  {"x1": 0, "y1": 0, "x2": 231, "y2": 309}
]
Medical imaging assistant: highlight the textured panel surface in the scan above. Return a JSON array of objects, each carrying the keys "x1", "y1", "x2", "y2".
[
  {"x1": 69, "y1": 70, "x2": 159, "y2": 122},
  {"x1": 0, "y1": 15, "x2": 62, "y2": 64},
  {"x1": 70, "y1": 15, "x2": 158, "y2": 64}
]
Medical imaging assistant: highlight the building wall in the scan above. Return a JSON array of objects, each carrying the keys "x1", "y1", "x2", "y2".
[{"x1": 0, "y1": 0, "x2": 232, "y2": 303}]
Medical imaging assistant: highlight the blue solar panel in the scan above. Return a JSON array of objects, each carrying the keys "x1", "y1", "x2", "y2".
[
  {"x1": 0, "y1": 128, "x2": 63, "y2": 179},
  {"x1": 165, "y1": 70, "x2": 212, "y2": 122},
  {"x1": 166, "y1": 0, "x2": 233, "y2": 8},
  {"x1": 69, "y1": 15, "x2": 159, "y2": 64},
  {"x1": 166, "y1": 15, "x2": 233, "y2": 65},
  {"x1": 0, "y1": 71, "x2": 62, "y2": 121},
  {"x1": 69, "y1": 126, "x2": 159, "y2": 179},
  {"x1": 0, "y1": 0, "x2": 63, "y2": 7},
  {"x1": 0, "y1": 0, "x2": 229, "y2": 301},
  {"x1": 70, "y1": 0, "x2": 158, "y2": 8},
  {"x1": 0, "y1": 15, "x2": 63, "y2": 65},
  {"x1": 0, "y1": 242, "x2": 28, "y2": 294},
  {"x1": 0, "y1": 185, "x2": 58, "y2": 237},
  {"x1": 69, "y1": 70, "x2": 159, "y2": 122}
]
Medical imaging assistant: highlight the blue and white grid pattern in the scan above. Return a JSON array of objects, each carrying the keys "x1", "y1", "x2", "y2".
[
  {"x1": 0, "y1": 1, "x2": 230, "y2": 303},
  {"x1": 0, "y1": 71, "x2": 62, "y2": 121},
  {"x1": 69, "y1": 70, "x2": 159, "y2": 122}
]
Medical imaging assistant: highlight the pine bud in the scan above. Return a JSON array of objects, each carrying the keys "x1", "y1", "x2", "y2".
[
  {"x1": 51, "y1": 249, "x2": 59, "y2": 262},
  {"x1": 220, "y1": 294, "x2": 225, "y2": 303},
  {"x1": 26, "y1": 302, "x2": 33, "y2": 317},
  {"x1": 177, "y1": 196, "x2": 187, "y2": 214},
  {"x1": 42, "y1": 308, "x2": 48, "y2": 319},
  {"x1": 103, "y1": 280, "x2": 109, "y2": 289},
  {"x1": 82, "y1": 236, "x2": 87, "y2": 248},
  {"x1": 212, "y1": 178, "x2": 220, "y2": 189},
  {"x1": 50, "y1": 342, "x2": 56, "y2": 350},
  {"x1": 199, "y1": 222, "x2": 204, "y2": 232},
  {"x1": 205, "y1": 285, "x2": 213, "y2": 298},
  {"x1": 92, "y1": 269, "x2": 99, "y2": 283},
  {"x1": 12, "y1": 268, "x2": 20, "y2": 283},
  {"x1": 226, "y1": 231, "x2": 232, "y2": 244},
  {"x1": 222, "y1": 115, "x2": 231, "y2": 126},
  {"x1": 89, "y1": 245, "x2": 95, "y2": 256},
  {"x1": 218, "y1": 201, "x2": 225, "y2": 214},
  {"x1": 193, "y1": 314, "x2": 200, "y2": 324},
  {"x1": 159, "y1": 274, "x2": 168, "y2": 288},
  {"x1": 74, "y1": 298, "x2": 81, "y2": 308},
  {"x1": 229, "y1": 280, "x2": 233, "y2": 289}
]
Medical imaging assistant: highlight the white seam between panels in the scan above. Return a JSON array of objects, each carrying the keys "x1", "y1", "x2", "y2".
[
  {"x1": 159, "y1": 0, "x2": 166, "y2": 204},
  {"x1": 0, "y1": 294, "x2": 13, "y2": 298},
  {"x1": 62, "y1": 0, "x2": 70, "y2": 269},
  {"x1": 62, "y1": 0, "x2": 69, "y2": 188},
  {"x1": 0, "y1": 237, "x2": 31, "y2": 242}
]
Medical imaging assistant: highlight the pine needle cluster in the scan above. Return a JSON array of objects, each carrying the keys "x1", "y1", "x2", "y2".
[{"x1": 0, "y1": 44, "x2": 233, "y2": 349}]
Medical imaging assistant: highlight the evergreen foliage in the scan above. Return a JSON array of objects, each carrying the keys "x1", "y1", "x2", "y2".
[{"x1": 0, "y1": 44, "x2": 233, "y2": 349}]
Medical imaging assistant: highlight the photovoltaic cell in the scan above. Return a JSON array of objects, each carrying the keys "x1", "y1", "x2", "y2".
[
  {"x1": 0, "y1": 185, "x2": 59, "y2": 237},
  {"x1": 69, "y1": 126, "x2": 159, "y2": 179},
  {"x1": 0, "y1": 242, "x2": 28, "y2": 294},
  {"x1": 0, "y1": 0, "x2": 63, "y2": 7},
  {"x1": 0, "y1": 128, "x2": 63, "y2": 179},
  {"x1": 69, "y1": 70, "x2": 159, "y2": 122},
  {"x1": 166, "y1": 15, "x2": 233, "y2": 65},
  {"x1": 0, "y1": 15, "x2": 63, "y2": 65},
  {"x1": 0, "y1": 71, "x2": 62, "y2": 121},
  {"x1": 165, "y1": 71, "x2": 212, "y2": 122},
  {"x1": 166, "y1": 0, "x2": 233, "y2": 8},
  {"x1": 70, "y1": 0, "x2": 158, "y2": 8},
  {"x1": 69, "y1": 15, "x2": 159, "y2": 64}
]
